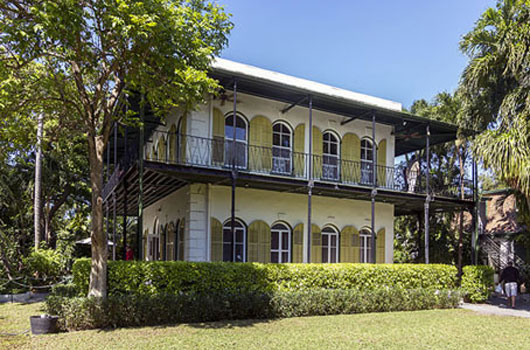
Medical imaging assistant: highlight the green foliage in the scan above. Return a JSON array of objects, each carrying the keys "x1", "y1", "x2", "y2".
[
  {"x1": 461, "y1": 265, "x2": 495, "y2": 303},
  {"x1": 46, "y1": 288, "x2": 461, "y2": 331},
  {"x1": 72, "y1": 259, "x2": 459, "y2": 296},
  {"x1": 23, "y1": 248, "x2": 66, "y2": 281}
]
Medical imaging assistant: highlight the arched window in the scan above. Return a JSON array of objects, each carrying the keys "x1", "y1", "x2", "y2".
[
  {"x1": 222, "y1": 219, "x2": 246, "y2": 262},
  {"x1": 224, "y1": 113, "x2": 248, "y2": 168},
  {"x1": 322, "y1": 131, "x2": 340, "y2": 180},
  {"x1": 360, "y1": 228, "x2": 372, "y2": 263},
  {"x1": 271, "y1": 222, "x2": 291, "y2": 263},
  {"x1": 321, "y1": 226, "x2": 339, "y2": 263},
  {"x1": 147, "y1": 219, "x2": 161, "y2": 261},
  {"x1": 361, "y1": 139, "x2": 374, "y2": 184},
  {"x1": 272, "y1": 122, "x2": 292, "y2": 174}
]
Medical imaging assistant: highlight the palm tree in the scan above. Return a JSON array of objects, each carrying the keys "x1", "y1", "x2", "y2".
[{"x1": 459, "y1": 0, "x2": 530, "y2": 199}]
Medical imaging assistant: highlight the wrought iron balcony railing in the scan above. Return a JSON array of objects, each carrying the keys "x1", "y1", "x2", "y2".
[{"x1": 143, "y1": 131, "x2": 474, "y2": 200}]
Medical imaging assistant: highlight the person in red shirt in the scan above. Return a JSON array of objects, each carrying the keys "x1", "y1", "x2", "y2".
[{"x1": 125, "y1": 245, "x2": 134, "y2": 261}]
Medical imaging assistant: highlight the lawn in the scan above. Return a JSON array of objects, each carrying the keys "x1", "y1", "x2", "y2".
[{"x1": 2, "y1": 302, "x2": 530, "y2": 350}]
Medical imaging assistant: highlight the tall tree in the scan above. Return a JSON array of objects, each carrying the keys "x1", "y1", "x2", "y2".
[
  {"x1": 460, "y1": 0, "x2": 530, "y2": 198},
  {"x1": 0, "y1": 0, "x2": 232, "y2": 297}
]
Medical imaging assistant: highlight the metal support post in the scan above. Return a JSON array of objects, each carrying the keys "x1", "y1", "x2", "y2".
[
  {"x1": 370, "y1": 111, "x2": 377, "y2": 263},
  {"x1": 137, "y1": 94, "x2": 145, "y2": 260},
  {"x1": 472, "y1": 160, "x2": 479, "y2": 265},
  {"x1": 307, "y1": 95, "x2": 313, "y2": 263},
  {"x1": 424, "y1": 124, "x2": 431, "y2": 264},
  {"x1": 112, "y1": 193, "x2": 117, "y2": 260},
  {"x1": 230, "y1": 79, "x2": 237, "y2": 261},
  {"x1": 122, "y1": 177, "x2": 128, "y2": 260}
]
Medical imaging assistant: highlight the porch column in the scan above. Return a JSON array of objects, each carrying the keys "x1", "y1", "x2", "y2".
[
  {"x1": 230, "y1": 79, "x2": 237, "y2": 261},
  {"x1": 424, "y1": 124, "x2": 431, "y2": 264},
  {"x1": 370, "y1": 110, "x2": 377, "y2": 264},
  {"x1": 137, "y1": 94, "x2": 145, "y2": 260},
  {"x1": 307, "y1": 95, "x2": 313, "y2": 263}
]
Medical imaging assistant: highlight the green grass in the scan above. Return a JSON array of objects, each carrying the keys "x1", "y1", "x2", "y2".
[{"x1": 2, "y1": 302, "x2": 530, "y2": 349}]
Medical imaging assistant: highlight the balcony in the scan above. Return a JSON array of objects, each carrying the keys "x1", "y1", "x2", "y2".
[{"x1": 145, "y1": 131, "x2": 474, "y2": 201}]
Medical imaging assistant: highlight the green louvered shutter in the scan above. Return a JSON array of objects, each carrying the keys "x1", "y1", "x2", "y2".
[
  {"x1": 293, "y1": 124, "x2": 305, "y2": 178},
  {"x1": 351, "y1": 227, "x2": 360, "y2": 263},
  {"x1": 340, "y1": 226, "x2": 354, "y2": 262},
  {"x1": 376, "y1": 228, "x2": 386, "y2": 263},
  {"x1": 179, "y1": 115, "x2": 188, "y2": 163},
  {"x1": 210, "y1": 217, "x2": 223, "y2": 262},
  {"x1": 292, "y1": 223, "x2": 304, "y2": 263},
  {"x1": 312, "y1": 127, "x2": 323, "y2": 179},
  {"x1": 178, "y1": 218, "x2": 185, "y2": 261},
  {"x1": 212, "y1": 108, "x2": 224, "y2": 166},
  {"x1": 311, "y1": 224, "x2": 322, "y2": 263},
  {"x1": 377, "y1": 139, "x2": 387, "y2": 187},
  {"x1": 248, "y1": 220, "x2": 271, "y2": 263},
  {"x1": 341, "y1": 133, "x2": 361, "y2": 183},
  {"x1": 249, "y1": 116, "x2": 273, "y2": 172},
  {"x1": 168, "y1": 124, "x2": 177, "y2": 163}
]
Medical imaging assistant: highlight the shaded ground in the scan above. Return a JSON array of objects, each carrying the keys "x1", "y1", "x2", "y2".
[
  {"x1": 3, "y1": 302, "x2": 530, "y2": 349},
  {"x1": 461, "y1": 294, "x2": 530, "y2": 318}
]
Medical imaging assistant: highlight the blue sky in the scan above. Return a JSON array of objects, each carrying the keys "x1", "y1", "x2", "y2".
[{"x1": 218, "y1": 0, "x2": 495, "y2": 109}]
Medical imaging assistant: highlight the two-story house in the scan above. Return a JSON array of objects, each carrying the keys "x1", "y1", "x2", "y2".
[{"x1": 102, "y1": 58, "x2": 476, "y2": 264}]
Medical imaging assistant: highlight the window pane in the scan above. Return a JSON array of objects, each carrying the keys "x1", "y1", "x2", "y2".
[
  {"x1": 223, "y1": 229, "x2": 232, "y2": 243},
  {"x1": 273, "y1": 133, "x2": 280, "y2": 146},
  {"x1": 330, "y1": 248, "x2": 337, "y2": 263},
  {"x1": 322, "y1": 247, "x2": 328, "y2": 263},
  {"x1": 282, "y1": 252, "x2": 289, "y2": 263},
  {"x1": 282, "y1": 135, "x2": 290, "y2": 148},
  {"x1": 271, "y1": 252, "x2": 279, "y2": 263},
  {"x1": 331, "y1": 235, "x2": 337, "y2": 247},
  {"x1": 223, "y1": 243, "x2": 232, "y2": 262},
  {"x1": 281, "y1": 232, "x2": 289, "y2": 250},
  {"x1": 273, "y1": 124, "x2": 281, "y2": 132},
  {"x1": 235, "y1": 244, "x2": 244, "y2": 262},
  {"x1": 271, "y1": 231, "x2": 279, "y2": 250},
  {"x1": 322, "y1": 234, "x2": 328, "y2": 247},
  {"x1": 236, "y1": 229, "x2": 243, "y2": 243}
]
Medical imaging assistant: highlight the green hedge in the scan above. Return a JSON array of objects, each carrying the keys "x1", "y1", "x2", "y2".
[
  {"x1": 72, "y1": 259, "x2": 458, "y2": 295},
  {"x1": 461, "y1": 265, "x2": 494, "y2": 303},
  {"x1": 46, "y1": 288, "x2": 461, "y2": 331}
]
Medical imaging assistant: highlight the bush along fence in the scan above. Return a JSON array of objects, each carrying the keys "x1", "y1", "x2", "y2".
[{"x1": 45, "y1": 260, "x2": 493, "y2": 331}]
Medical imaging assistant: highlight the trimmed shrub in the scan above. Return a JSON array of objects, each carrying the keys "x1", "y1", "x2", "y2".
[
  {"x1": 461, "y1": 265, "x2": 494, "y2": 303},
  {"x1": 72, "y1": 259, "x2": 458, "y2": 296},
  {"x1": 46, "y1": 288, "x2": 461, "y2": 331}
]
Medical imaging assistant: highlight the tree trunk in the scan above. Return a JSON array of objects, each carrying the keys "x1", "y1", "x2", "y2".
[
  {"x1": 87, "y1": 134, "x2": 108, "y2": 298},
  {"x1": 34, "y1": 114, "x2": 44, "y2": 249}
]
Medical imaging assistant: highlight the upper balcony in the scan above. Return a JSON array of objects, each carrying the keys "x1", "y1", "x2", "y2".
[
  {"x1": 144, "y1": 130, "x2": 474, "y2": 202},
  {"x1": 102, "y1": 59, "x2": 476, "y2": 216}
]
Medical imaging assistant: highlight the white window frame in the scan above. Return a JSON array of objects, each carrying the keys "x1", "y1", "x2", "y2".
[
  {"x1": 272, "y1": 122, "x2": 293, "y2": 175},
  {"x1": 224, "y1": 112, "x2": 248, "y2": 169},
  {"x1": 360, "y1": 230, "x2": 372, "y2": 263},
  {"x1": 322, "y1": 131, "x2": 340, "y2": 181},
  {"x1": 270, "y1": 222, "x2": 291, "y2": 263},
  {"x1": 147, "y1": 219, "x2": 161, "y2": 261},
  {"x1": 222, "y1": 219, "x2": 246, "y2": 262},
  {"x1": 321, "y1": 226, "x2": 339, "y2": 263},
  {"x1": 360, "y1": 138, "x2": 374, "y2": 185}
]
